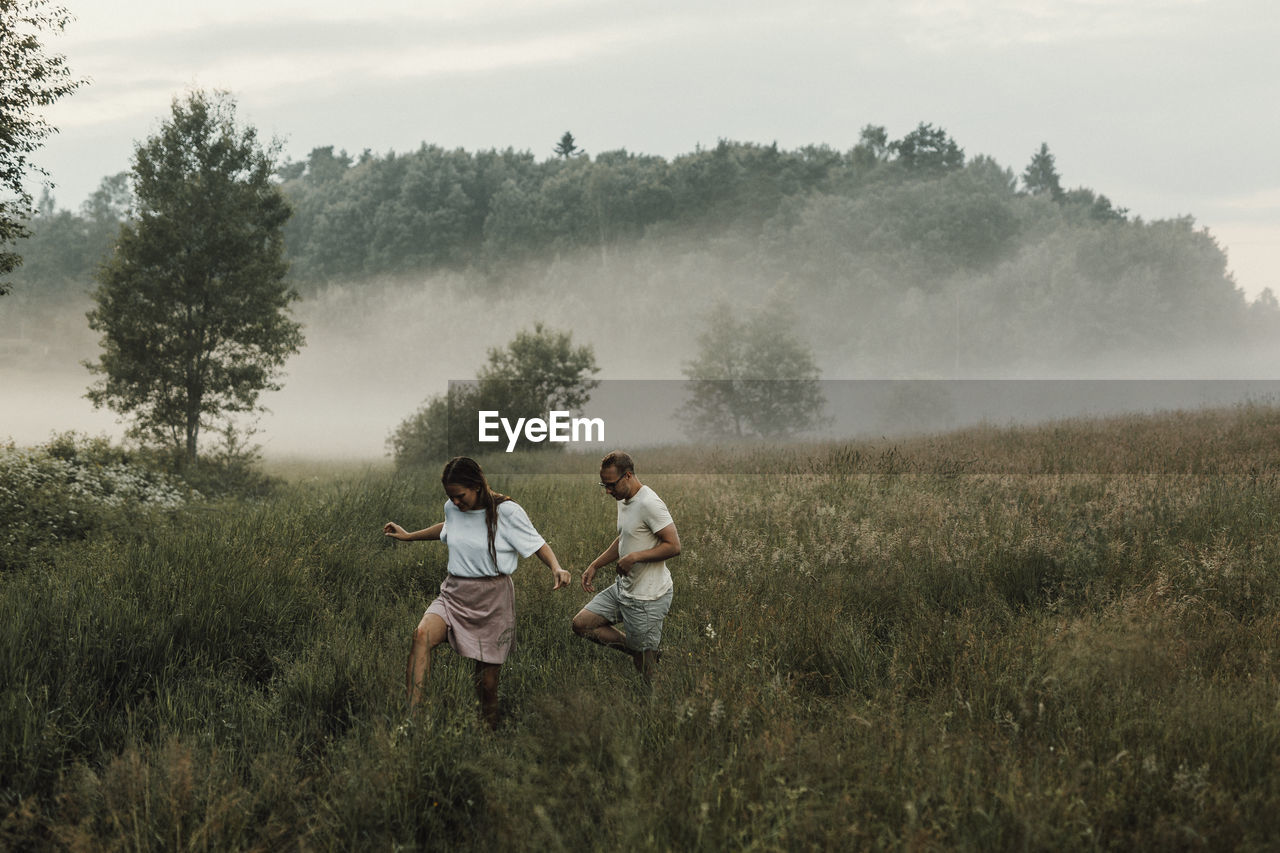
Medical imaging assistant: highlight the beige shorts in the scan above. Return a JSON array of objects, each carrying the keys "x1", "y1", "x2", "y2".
[{"x1": 584, "y1": 583, "x2": 672, "y2": 652}]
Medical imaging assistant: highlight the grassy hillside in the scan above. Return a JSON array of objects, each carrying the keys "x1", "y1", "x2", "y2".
[{"x1": 3, "y1": 405, "x2": 1280, "y2": 849}]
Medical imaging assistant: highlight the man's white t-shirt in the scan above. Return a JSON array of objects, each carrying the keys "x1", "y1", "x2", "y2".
[
  {"x1": 616, "y1": 485, "x2": 675, "y2": 600},
  {"x1": 440, "y1": 499, "x2": 545, "y2": 577}
]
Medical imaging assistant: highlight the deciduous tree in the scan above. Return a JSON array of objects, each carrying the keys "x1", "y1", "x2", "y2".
[
  {"x1": 0, "y1": 0, "x2": 84, "y2": 294},
  {"x1": 890, "y1": 123, "x2": 964, "y2": 174},
  {"x1": 680, "y1": 304, "x2": 826, "y2": 439},
  {"x1": 474, "y1": 321, "x2": 600, "y2": 426},
  {"x1": 851, "y1": 124, "x2": 890, "y2": 171},
  {"x1": 389, "y1": 323, "x2": 599, "y2": 466},
  {"x1": 86, "y1": 90, "x2": 302, "y2": 465}
]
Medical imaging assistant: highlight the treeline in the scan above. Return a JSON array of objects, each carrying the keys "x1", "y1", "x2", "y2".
[
  {"x1": 7, "y1": 124, "x2": 1135, "y2": 290},
  {"x1": 7, "y1": 173, "x2": 130, "y2": 292},
  {"x1": 9, "y1": 123, "x2": 1278, "y2": 371},
  {"x1": 278, "y1": 135, "x2": 851, "y2": 280},
  {"x1": 273, "y1": 124, "x2": 1136, "y2": 284}
]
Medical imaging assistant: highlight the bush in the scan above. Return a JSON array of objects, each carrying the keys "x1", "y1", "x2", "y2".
[
  {"x1": 387, "y1": 390, "x2": 460, "y2": 469},
  {"x1": 141, "y1": 422, "x2": 283, "y2": 499},
  {"x1": 0, "y1": 433, "x2": 192, "y2": 570}
]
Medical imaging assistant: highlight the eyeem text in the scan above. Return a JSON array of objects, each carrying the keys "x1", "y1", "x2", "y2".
[{"x1": 478, "y1": 411, "x2": 605, "y2": 452}]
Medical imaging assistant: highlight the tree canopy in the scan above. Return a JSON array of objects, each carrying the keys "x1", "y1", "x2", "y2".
[
  {"x1": 85, "y1": 91, "x2": 302, "y2": 464},
  {"x1": 554, "y1": 131, "x2": 581, "y2": 159},
  {"x1": 888, "y1": 123, "x2": 964, "y2": 175},
  {"x1": 1022, "y1": 143, "x2": 1064, "y2": 201},
  {"x1": 389, "y1": 323, "x2": 599, "y2": 466},
  {"x1": 680, "y1": 304, "x2": 827, "y2": 440},
  {"x1": 11, "y1": 120, "x2": 1275, "y2": 376},
  {"x1": 0, "y1": 0, "x2": 83, "y2": 294}
]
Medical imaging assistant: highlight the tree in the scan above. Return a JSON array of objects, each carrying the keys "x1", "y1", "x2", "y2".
[
  {"x1": 0, "y1": 0, "x2": 84, "y2": 294},
  {"x1": 387, "y1": 385, "x2": 475, "y2": 468},
  {"x1": 680, "y1": 304, "x2": 826, "y2": 440},
  {"x1": 86, "y1": 90, "x2": 302, "y2": 465},
  {"x1": 1062, "y1": 186, "x2": 1127, "y2": 222},
  {"x1": 851, "y1": 124, "x2": 890, "y2": 170},
  {"x1": 301, "y1": 145, "x2": 351, "y2": 184},
  {"x1": 554, "y1": 131, "x2": 581, "y2": 159},
  {"x1": 474, "y1": 321, "x2": 600, "y2": 426},
  {"x1": 1022, "y1": 142, "x2": 1064, "y2": 201},
  {"x1": 389, "y1": 323, "x2": 599, "y2": 466},
  {"x1": 890, "y1": 123, "x2": 964, "y2": 174}
]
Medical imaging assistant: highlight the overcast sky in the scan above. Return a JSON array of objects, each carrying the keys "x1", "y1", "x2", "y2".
[{"x1": 29, "y1": 0, "x2": 1280, "y2": 298}]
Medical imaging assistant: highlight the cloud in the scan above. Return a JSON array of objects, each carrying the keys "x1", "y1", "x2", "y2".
[
  {"x1": 895, "y1": 0, "x2": 1212, "y2": 49},
  {"x1": 49, "y1": 5, "x2": 803, "y2": 130},
  {"x1": 1216, "y1": 188, "x2": 1280, "y2": 214}
]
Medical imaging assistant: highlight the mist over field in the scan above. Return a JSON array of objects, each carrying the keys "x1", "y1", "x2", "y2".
[{"x1": 4, "y1": 232, "x2": 1279, "y2": 460}]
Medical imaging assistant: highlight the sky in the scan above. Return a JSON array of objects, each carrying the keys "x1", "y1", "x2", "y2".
[{"x1": 26, "y1": 0, "x2": 1280, "y2": 300}]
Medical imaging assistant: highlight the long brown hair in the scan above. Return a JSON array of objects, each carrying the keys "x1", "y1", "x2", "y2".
[{"x1": 441, "y1": 456, "x2": 508, "y2": 568}]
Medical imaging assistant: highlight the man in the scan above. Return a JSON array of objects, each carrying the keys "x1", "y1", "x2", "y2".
[{"x1": 572, "y1": 450, "x2": 681, "y2": 680}]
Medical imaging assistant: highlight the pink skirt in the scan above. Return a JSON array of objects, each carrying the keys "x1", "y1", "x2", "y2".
[{"x1": 424, "y1": 574, "x2": 516, "y2": 664}]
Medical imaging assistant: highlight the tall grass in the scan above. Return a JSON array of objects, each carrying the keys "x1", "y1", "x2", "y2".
[{"x1": 3, "y1": 406, "x2": 1280, "y2": 849}]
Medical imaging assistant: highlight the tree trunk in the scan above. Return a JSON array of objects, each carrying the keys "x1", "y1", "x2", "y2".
[{"x1": 185, "y1": 394, "x2": 201, "y2": 466}]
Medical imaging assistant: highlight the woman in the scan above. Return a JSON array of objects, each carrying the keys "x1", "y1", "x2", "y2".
[{"x1": 384, "y1": 456, "x2": 570, "y2": 729}]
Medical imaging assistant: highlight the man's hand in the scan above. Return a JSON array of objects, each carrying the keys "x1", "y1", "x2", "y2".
[
  {"x1": 616, "y1": 553, "x2": 638, "y2": 576},
  {"x1": 582, "y1": 564, "x2": 598, "y2": 593}
]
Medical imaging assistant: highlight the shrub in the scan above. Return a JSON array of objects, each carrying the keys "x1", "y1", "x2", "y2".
[{"x1": 0, "y1": 433, "x2": 191, "y2": 570}]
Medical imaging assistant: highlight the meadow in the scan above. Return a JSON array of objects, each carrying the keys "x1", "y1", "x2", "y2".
[{"x1": 3, "y1": 405, "x2": 1280, "y2": 850}]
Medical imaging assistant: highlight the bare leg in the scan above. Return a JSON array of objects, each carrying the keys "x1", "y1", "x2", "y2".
[
  {"x1": 473, "y1": 661, "x2": 502, "y2": 730},
  {"x1": 572, "y1": 608, "x2": 641, "y2": 664},
  {"x1": 637, "y1": 649, "x2": 660, "y2": 685},
  {"x1": 406, "y1": 613, "x2": 448, "y2": 708}
]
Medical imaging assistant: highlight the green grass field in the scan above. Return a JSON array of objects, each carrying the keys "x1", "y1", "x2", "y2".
[{"x1": 3, "y1": 406, "x2": 1280, "y2": 850}]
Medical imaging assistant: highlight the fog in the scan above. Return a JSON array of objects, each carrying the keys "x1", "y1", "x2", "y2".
[
  {"x1": 2, "y1": 248, "x2": 710, "y2": 458},
  {"x1": 3, "y1": 236, "x2": 1278, "y2": 460}
]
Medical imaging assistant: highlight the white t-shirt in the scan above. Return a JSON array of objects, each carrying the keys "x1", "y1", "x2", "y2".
[
  {"x1": 440, "y1": 499, "x2": 546, "y2": 577},
  {"x1": 616, "y1": 485, "x2": 676, "y2": 600}
]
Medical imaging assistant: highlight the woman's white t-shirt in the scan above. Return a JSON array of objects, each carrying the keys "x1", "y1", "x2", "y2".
[{"x1": 440, "y1": 499, "x2": 545, "y2": 577}]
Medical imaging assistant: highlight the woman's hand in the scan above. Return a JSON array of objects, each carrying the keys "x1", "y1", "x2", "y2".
[
  {"x1": 534, "y1": 544, "x2": 570, "y2": 589},
  {"x1": 383, "y1": 522, "x2": 409, "y2": 540}
]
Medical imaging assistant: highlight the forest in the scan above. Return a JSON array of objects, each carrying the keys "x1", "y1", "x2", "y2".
[{"x1": 8, "y1": 123, "x2": 1278, "y2": 381}]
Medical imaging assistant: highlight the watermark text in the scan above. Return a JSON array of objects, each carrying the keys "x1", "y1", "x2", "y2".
[{"x1": 478, "y1": 410, "x2": 605, "y2": 452}]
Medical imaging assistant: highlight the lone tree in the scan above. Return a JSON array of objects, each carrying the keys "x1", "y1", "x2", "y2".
[
  {"x1": 680, "y1": 303, "x2": 826, "y2": 440},
  {"x1": 476, "y1": 321, "x2": 599, "y2": 417},
  {"x1": 86, "y1": 90, "x2": 303, "y2": 465},
  {"x1": 0, "y1": 0, "x2": 84, "y2": 294},
  {"x1": 554, "y1": 131, "x2": 581, "y2": 159},
  {"x1": 389, "y1": 323, "x2": 599, "y2": 466}
]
